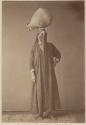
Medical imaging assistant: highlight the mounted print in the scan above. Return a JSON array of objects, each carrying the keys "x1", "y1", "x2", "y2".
[{"x1": 2, "y1": 1, "x2": 85, "y2": 123}]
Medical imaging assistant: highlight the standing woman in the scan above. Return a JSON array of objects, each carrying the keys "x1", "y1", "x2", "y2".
[{"x1": 27, "y1": 8, "x2": 61, "y2": 118}]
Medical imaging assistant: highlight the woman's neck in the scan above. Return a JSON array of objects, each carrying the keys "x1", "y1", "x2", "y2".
[{"x1": 38, "y1": 28, "x2": 46, "y2": 33}]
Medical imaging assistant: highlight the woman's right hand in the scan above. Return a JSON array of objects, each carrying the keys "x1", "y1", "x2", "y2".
[{"x1": 31, "y1": 71, "x2": 36, "y2": 83}]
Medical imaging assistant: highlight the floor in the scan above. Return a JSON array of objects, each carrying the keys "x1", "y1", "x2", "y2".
[{"x1": 2, "y1": 111, "x2": 85, "y2": 123}]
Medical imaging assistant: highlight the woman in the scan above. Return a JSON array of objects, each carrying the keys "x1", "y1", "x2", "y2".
[{"x1": 29, "y1": 28, "x2": 61, "y2": 118}]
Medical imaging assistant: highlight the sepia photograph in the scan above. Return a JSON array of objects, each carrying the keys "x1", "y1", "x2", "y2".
[{"x1": 2, "y1": 0, "x2": 85, "y2": 123}]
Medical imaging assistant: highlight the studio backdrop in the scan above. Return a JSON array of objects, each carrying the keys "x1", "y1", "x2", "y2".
[{"x1": 2, "y1": 1, "x2": 85, "y2": 111}]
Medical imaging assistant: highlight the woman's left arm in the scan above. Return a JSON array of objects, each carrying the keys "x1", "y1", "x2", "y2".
[{"x1": 51, "y1": 43, "x2": 61, "y2": 66}]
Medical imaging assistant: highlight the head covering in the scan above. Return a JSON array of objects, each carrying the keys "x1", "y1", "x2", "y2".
[{"x1": 26, "y1": 8, "x2": 53, "y2": 30}]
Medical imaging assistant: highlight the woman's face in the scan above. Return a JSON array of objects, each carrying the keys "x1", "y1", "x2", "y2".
[{"x1": 38, "y1": 30, "x2": 45, "y2": 45}]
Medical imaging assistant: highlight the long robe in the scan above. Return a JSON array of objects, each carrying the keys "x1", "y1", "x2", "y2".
[{"x1": 29, "y1": 32, "x2": 61, "y2": 115}]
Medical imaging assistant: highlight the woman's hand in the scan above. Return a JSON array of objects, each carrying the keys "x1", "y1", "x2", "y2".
[
  {"x1": 31, "y1": 69, "x2": 36, "y2": 83},
  {"x1": 53, "y1": 57, "x2": 59, "y2": 66},
  {"x1": 32, "y1": 72, "x2": 36, "y2": 83}
]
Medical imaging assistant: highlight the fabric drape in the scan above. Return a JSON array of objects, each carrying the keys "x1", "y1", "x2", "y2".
[{"x1": 29, "y1": 31, "x2": 61, "y2": 115}]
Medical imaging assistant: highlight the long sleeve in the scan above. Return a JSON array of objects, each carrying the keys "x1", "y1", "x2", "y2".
[
  {"x1": 29, "y1": 43, "x2": 35, "y2": 71},
  {"x1": 51, "y1": 43, "x2": 61, "y2": 62}
]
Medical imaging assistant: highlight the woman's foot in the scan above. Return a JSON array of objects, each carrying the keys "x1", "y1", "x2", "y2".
[
  {"x1": 43, "y1": 111, "x2": 50, "y2": 118},
  {"x1": 48, "y1": 114, "x2": 56, "y2": 119},
  {"x1": 43, "y1": 112, "x2": 56, "y2": 120},
  {"x1": 33, "y1": 114, "x2": 43, "y2": 120}
]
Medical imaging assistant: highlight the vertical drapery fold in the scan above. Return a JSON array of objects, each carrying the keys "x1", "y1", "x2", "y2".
[{"x1": 29, "y1": 31, "x2": 61, "y2": 115}]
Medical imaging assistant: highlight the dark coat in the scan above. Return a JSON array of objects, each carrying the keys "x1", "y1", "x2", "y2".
[{"x1": 29, "y1": 32, "x2": 61, "y2": 115}]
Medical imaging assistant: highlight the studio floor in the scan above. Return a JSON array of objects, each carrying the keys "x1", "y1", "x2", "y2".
[{"x1": 2, "y1": 110, "x2": 85, "y2": 123}]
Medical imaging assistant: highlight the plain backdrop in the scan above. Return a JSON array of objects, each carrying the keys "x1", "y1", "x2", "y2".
[{"x1": 2, "y1": 1, "x2": 85, "y2": 111}]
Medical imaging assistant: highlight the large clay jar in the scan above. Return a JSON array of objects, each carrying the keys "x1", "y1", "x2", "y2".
[{"x1": 27, "y1": 8, "x2": 53, "y2": 30}]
